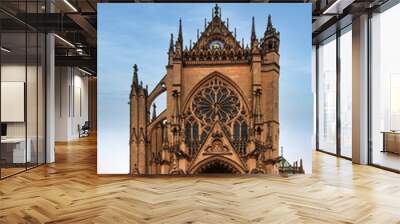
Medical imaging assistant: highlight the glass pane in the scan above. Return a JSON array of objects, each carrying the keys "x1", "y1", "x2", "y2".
[
  {"x1": 340, "y1": 28, "x2": 352, "y2": 158},
  {"x1": 1, "y1": 31, "x2": 27, "y2": 177},
  {"x1": 38, "y1": 33, "x2": 45, "y2": 164},
  {"x1": 318, "y1": 36, "x2": 337, "y2": 154},
  {"x1": 371, "y1": 4, "x2": 400, "y2": 171},
  {"x1": 27, "y1": 31, "x2": 38, "y2": 169}
]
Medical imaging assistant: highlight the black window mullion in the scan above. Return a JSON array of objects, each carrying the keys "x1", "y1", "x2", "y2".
[
  {"x1": 367, "y1": 11, "x2": 373, "y2": 165},
  {"x1": 336, "y1": 28, "x2": 341, "y2": 157},
  {"x1": 25, "y1": 0, "x2": 28, "y2": 171},
  {"x1": 36, "y1": 0, "x2": 39, "y2": 167},
  {"x1": 0, "y1": 22, "x2": 2, "y2": 179},
  {"x1": 316, "y1": 45, "x2": 320, "y2": 150}
]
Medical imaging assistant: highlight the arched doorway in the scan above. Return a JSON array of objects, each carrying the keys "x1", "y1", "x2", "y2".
[
  {"x1": 198, "y1": 160, "x2": 238, "y2": 174},
  {"x1": 191, "y1": 157, "x2": 245, "y2": 174}
]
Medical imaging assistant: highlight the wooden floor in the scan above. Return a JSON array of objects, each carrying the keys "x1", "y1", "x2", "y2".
[
  {"x1": 372, "y1": 150, "x2": 400, "y2": 171},
  {"x1": 0, "y1": 167, "x2": 26, "y2": 178},
  {"x1": 1, "y1": 135, "x2": 400, "y2": 223}
]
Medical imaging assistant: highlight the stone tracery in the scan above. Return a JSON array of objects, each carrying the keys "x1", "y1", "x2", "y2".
[{"x1": 191, "y1": 78, "x2": 240, "y2": 125}]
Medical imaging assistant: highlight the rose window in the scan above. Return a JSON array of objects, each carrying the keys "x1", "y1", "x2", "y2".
[{"x1": 191, "y1": 78, "x2": 240, "y2": 124}]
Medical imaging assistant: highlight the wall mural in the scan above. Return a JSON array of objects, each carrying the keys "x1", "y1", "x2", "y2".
[
  {"x1": 98, "y1": 3, "x2": 312, "y2": 175},
  {"x1": 129, "y1": 5, "x2": 304, "y2": 175}
]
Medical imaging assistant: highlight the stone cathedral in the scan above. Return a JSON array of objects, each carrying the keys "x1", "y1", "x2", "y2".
[{"x1": 129, "y1": 5, "x2": 302, "y2": 175}]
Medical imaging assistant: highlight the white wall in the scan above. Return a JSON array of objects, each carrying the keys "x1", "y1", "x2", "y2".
[
  {"x1": 1, "y1": 63, "x2": 47, "y2": 164},
  {"x1": 55, "y1": 67, "x2": 89, "y2": 141},
  {"x1": 1, "y1": 65, "x2": 39, "y2": 137}
]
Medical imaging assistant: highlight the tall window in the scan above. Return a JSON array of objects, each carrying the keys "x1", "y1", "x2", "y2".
[
  {"x1": 233, "y1": 116, "x2": 248, "y2": 154},
  {"x1": 0, "y1": 1, "x2": 47, "y2": 179},
  {"x1": 371, "y1": 3, "x2": 400, "y2": 171},
  {"x1": 318, "y1": 35, "x2": 337, "y2": 154},
  {"x1": 184, "y1": 117, "x2": 199, "y2": 156},
  {"x1": 340, "y1": 27, "x2": 352, "y2": 158}
]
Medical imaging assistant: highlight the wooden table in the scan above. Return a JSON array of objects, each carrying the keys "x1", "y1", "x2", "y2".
[{"x1": 382, "y1": 131, "x2": 400, "y2": 154}]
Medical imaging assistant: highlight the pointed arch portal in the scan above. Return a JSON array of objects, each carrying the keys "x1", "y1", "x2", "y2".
[
  {"x1": 195, "y1": 159, "x2": 241, "y2": 174},
  {"x1": 190, "y1": 156, "x2": 246, "y2": 174}
]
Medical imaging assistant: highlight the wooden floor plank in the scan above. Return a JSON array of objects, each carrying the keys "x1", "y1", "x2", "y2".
[{"x1": 0, "y1": 135, "x2": 399, "y2": 223}]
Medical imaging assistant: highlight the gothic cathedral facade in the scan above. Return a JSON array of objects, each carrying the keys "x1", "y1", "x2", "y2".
[{"x1": 129, "y1": 5, "x2": 283, "y2": 175}]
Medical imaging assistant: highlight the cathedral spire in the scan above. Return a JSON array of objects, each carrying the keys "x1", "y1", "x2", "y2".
[
  {"x1": 251, "y1": 16, "x2": 260, "y2": 52},
  {"x1": 175, "y1": 19, "x2": 183, "y2": 58},
  {"x1": 132, "y1": 64, "x2": 138, "y2": 85},
  {"x1": 251, "y1": 16, "x2": 257, "y2": 44},
  {"x1": 177, "y1": 18, "x2": 183, "y2": 44},
  {"x1": 213, "y1": 4, "x2": 221, "y2": 18},
  {"x1": 261, "y1": 14, "x2": 280, "y2": 53},
  {"x1": 169, "y1": 33, "x2": 174, "y2": 53},
  {"x1": 267, "y1": 14, "x2": 273, "y2": 31}
]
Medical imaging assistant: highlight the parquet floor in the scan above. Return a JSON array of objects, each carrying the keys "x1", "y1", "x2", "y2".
[{"x1": 1, "y1": 135, "x2": 400, "y2": 223}]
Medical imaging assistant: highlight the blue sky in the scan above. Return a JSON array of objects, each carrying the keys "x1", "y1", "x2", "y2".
[{"x1": 98, "y1": 3, "x2": 313, "y2": 174}]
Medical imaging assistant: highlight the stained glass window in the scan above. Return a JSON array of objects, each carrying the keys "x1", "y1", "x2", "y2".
[
  {"x1": 234, "y1": 122, "x2": 240, "y2": 141},
  {"x1": 241, "y1": 122, "x2": 248, "y2": 140},
  {"x1": 192, "y1": 77, "x2": 240, "y2": 125},
  {"x1": 185, "y1": 76, "x2": 249, "y2": 155}
]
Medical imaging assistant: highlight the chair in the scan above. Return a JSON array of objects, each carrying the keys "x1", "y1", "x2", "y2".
[{"x1": 79, "y1": 121, "x2": 90, "y2": 138}]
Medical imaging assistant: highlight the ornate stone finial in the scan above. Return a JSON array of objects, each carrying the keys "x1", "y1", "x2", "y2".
[
  {"x1": 189, "y1": 40, "x2": 192, "y2": 50},
  {"x1": 132, "y1": 64, "x2": 138, "y2": 85},
  {"x1": 178, "y1": 18, "x2": 183, "y2": 43},
  {"x1": 226, "y1": 18, "x2": 229, "y2": 29},
  {"x1": 242, "y1": 38, "x2": 244, "y2": 48},
  {"x1": 267, "y1": 14, "x2": 273, "y2": 30},
  {"x1": 172, "y1": 90, "x2": 180, "y2": 126},
  {"x1": 234, "y1": 28, "x2": 237, "y2": 39},
  {"x1": 132, "y1": 163, "x2": 139, "y2": 175},
  {"x1": 169, "y1": 33, "x2": 174, "y2": 53},
  {"x1": 197, "y1": 29, "x2": 199, "y2": 40},
  {"x1": 213, "y1": 4, "x2": 220, "y2": 18},
  {"x1": 204, "y1": 18, "x2": 207, "y2": 30},
  {"x1": 251, "y1": 16, "x2": 257, "y2": 43},
  {"x1": 254, "y1": 88, "x2": 262, "y2": 123},
  {"x1": 152, "y1": 103, "x2": 157, "y2": 121},
  {"x1": 162, "y1": 122, "x2": 169, "y2": 144}
]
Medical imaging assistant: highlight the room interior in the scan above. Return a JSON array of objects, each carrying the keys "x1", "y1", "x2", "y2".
[{"x1": 0, "y1": 0, "x2": 97, "y2": 178}]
